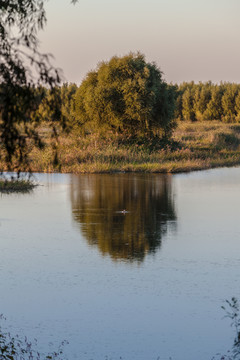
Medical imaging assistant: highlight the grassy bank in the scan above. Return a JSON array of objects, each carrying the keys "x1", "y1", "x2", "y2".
[{"x1": 2, "y1": 121, "x2": 240, "y2": 174}]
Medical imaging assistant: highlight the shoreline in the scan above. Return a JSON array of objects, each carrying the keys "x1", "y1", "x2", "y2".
[
  {"x1": 2, "y1": 121, "x2": 240, "y2": 175},
  {"x1": 20, "y1": 159, "x2": 240, "y2": 174}
]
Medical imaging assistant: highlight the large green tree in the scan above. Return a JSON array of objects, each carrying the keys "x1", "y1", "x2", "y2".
[{"x1": 74, "y1": 53, "x2": 176, "y2": 139}]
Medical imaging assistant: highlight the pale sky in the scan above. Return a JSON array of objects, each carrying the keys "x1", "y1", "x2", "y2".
[{"x1": 39, "y1": 0, "x2": 240, "y2": 84}]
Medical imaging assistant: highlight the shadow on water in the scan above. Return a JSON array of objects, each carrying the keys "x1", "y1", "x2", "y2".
[{"x1": 70, "y1": 173, "x2": 176, "y2": 263}]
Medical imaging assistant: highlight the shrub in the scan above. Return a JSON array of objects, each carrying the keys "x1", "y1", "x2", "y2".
[{"x1": 74, "y1": 52, "x2": 176, "y2": 140}]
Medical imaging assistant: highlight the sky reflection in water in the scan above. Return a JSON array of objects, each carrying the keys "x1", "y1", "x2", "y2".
[{"x1": 0, "y1": 170, "x2": 240, "y2": 359}]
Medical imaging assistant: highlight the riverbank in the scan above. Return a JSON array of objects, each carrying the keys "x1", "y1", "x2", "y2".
[{"x1": 3, "y1": 121, "x2": 240, "y2": 174}]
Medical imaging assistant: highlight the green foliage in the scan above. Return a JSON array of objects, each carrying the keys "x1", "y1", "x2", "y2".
[
  {"x1": 36, "y1": 87, "x2": 62, "y2": 123},
  {"x1": 0, "y1": 1, "x2": 77, "y2": 171},
  {"x1": 36, "y1": 83, "x2": 77, "y2": 131},
  {"x1": 193, "y1": 82, "x2": 211, "y2": 121},
  {"x1": 0, "y1": 1, "x2": 61, "y2": 170},
  {"x1": 176, "y1": 82, "x2": 240, "y2": 123},
  {"x1": 182, "y1": 86, "x2": 195, "y2": 121},
  {"x1": 205, "y1": 85, "x2": 223, "y2": 120},
  {"x1": 213, "y1": 132, "x2": 240, "y2": 150},
  {"x1": 234, "y1": 91, "x2": 240, "y2": 122},
  {"x1": 0, "y1": 178, "x2": 35, "y2": 193},
  {"x1": 60, "y1": 83, "x2": 78, "y2": 131},
  {"x1": 74, "y1": 53, "x2": 176, "y2": 139},
  {"x1": 222, "y1": 85, "x2": 239, "y2": 122}
]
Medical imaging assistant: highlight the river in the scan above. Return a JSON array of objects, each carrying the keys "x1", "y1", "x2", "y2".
[{"x1": 0, "y1": 168, "x2": 240, "y2": 360}]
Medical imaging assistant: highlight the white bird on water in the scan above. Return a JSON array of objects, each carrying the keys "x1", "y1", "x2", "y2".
[{"x1": 121, "y1": 209, "x2": 127, "y2": 214}]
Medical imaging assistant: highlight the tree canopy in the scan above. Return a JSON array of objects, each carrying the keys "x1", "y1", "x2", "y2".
[
  {"x1": 175, "y1": 82, "x2": 240, "y2": 122},
  {"x1": 74, "y1": 53, "x2": 176, "y2": 139}
]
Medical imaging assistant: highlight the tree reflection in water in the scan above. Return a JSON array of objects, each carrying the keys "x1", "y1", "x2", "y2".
[{"x1": 70, "y1": 174, "x2": 176, "y2": 263}]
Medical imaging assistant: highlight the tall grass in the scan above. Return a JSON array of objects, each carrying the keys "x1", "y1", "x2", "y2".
[
  {"x1": 0, "y1": 176, "x2": 36, "y2": 193},
  {"x1": 2, "y1": 121, "x2": 240, "y2": 173}
]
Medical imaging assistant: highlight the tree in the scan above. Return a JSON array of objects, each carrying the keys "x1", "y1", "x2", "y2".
[
  {"x1": 174, "y1": 89, "x2": 183, "y2": 121},
  {"x1": 235, "y1": 90, "x2": 240, "y2": 122},
  {"x1": 204, "y1": 85, "x2": 224, "y2": 120},
  {"x1": 193, "y1": 82, "x2": 211, "y2": 121},
  {"x1": 36, "y1": 83, "x2": 77, "y2": 131},
  {"x1": 74, "y1": 52, "x2": 176, "y2": 140},
  {"x1": 0, "y1": 1, "x2": 77, "y2": 171},
  {"x1": 182, "y1": 86, "x2": 195, "y2": 121},
  {"x1": 60, "y1": 82, "x2": 77, "y2": 131},
  {"x1": 221, "y1": 83, "x2": 239, "y2": 122}
]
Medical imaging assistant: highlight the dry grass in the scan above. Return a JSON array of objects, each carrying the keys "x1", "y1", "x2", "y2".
[{"x1": 3, "y1": 121, "x2": 240, "y2": 174}]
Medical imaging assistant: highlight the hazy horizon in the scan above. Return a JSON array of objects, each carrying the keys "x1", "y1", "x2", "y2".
[{"x1": 39, "y1": 0, "x2": 240, "y2": 85}]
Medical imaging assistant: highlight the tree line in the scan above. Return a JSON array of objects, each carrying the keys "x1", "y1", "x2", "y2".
[
  {"x1": 1, "y1": 0, "x2": 240, "y2": 172},
  {"x1": 175, "y1": 81, "x2": 240, "y2": 122},
  {"x1": 36, "y1": 80, "x2": 240, "y2": 137}
]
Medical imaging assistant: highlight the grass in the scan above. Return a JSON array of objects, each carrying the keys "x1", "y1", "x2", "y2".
[
  {"x1": 0, "y1": 178, "x2": 36, "y2": 193},
  {"x1": 2, "y1": 120, "x2": 240, "y2": 174}
]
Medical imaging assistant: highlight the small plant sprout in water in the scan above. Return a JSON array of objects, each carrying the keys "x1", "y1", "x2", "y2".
[
  {"x1": 0, "y1": 173, "x2": 36, "y2": 193},
  {"x1": 0, "y1": 314, "x2": 69, "y2": 360}
]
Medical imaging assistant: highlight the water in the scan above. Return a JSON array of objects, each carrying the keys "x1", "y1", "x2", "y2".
[{"x1": 0, "y1": 168, "x2": 240, "y2": 360}]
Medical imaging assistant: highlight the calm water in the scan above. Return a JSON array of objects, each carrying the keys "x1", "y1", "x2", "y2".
[{"x1": 0, "y1": 168, "x2": 240, "y2": 359}]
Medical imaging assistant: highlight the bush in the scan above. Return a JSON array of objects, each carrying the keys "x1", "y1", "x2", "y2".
[
  {"x1": 74, "y1": 52, "x2": 176, "y2": 140},
  {"x1": 213, "y1": 132, "x2": 240, "y2": 150}
]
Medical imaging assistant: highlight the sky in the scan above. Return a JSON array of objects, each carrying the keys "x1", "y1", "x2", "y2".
[{"x1": 39, "y1": 0, "x2": 240, "y2": 85}]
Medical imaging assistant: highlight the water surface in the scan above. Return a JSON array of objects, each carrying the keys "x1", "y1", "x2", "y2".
[{"x1": 0, "y1": 169, "x2": 240, "y2": 360}]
